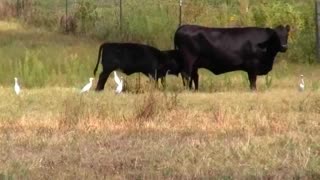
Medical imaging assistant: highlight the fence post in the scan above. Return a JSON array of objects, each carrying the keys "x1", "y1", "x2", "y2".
[
  {"x1": 119, "y1": 0, "x2": 123, "y2": 33},
  {"x1": 16, "y1": 0, "x2": 21, "y2": 17},
  {"x1": 179, "y1": 0, "x2": 183, "y2": 27},
  {"x1": 65, "y1": 0, "x2": 68, "y2": 33},
  {"x1": 316, "y1": 0, "x2": 320, "y2": 62}
]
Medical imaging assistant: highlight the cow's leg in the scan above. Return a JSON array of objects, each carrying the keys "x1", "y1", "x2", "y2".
[
  {"x1": 180, "y1": 48, "x2": 197, "y2": 90},
  {"x1": 181, "y1": 72, "x2": 189, "y2": 88},
  {"x1": 248, "y1": 72, "x2": 257, "y2": 91},
  {"x1": 181, "y1": 75, "x2": 186, "y2": 87},
  {"x1": 188, "y1": 76, "x2": 193, "y2": 89},
  {"x1": 188, "y1": 69, "x2": 199, "y2": 90},
  {"x1": 186, "y1": 66, "x2": 194, "y2": 90},
  {"x1": 193, "y1": 70, "x2": 199, "y2": 90},
  {"x1": 95, "y1": 70, "x2": 111, "y2": 91}
]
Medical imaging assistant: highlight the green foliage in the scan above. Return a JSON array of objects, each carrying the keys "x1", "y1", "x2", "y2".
[
  {"x1": 74, "y1": 0, "x2": 98, "y2": 33},
  {"x1": 5, "y1": 0, "x2": 315, "y2": 63},
  {"x1": 17, "y1": 50, "x2": 45, "y2": 87},
  {"x1": 1, "y1": 0, "x2": 316, "y2": 63}
]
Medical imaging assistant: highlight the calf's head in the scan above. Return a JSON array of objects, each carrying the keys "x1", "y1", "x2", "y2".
[{"x1": 160, "y1": 50, "x2": 183, "y2": 76}]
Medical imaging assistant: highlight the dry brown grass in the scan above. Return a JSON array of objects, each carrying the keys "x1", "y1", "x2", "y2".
[{"x1": 0, "y1": 86, "x2": 319, "y2": 179}]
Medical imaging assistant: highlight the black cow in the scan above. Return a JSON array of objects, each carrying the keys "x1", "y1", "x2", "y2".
[
  {"x1": 174, "y1": 24, "x2": 290, "y2": 90},
  {"x1": 93, "y1": 42, "x2": 180, "y2": 91}
]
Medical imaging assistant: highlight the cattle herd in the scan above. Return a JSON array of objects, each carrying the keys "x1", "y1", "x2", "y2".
[{"x1": 93, "y1": 24, "x2": 290, "y2": 91}]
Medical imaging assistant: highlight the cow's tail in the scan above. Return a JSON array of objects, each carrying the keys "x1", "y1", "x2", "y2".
[
  {"x1": 93, "y1": 44, "x2": 104, "y2": 76},
  {"x1": 173, "y1": 31, "x2": 178, "y2": 50}
]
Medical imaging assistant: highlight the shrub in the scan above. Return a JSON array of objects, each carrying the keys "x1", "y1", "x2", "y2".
[{"x1": 74, "y1": 0, "x2": 98, "y2": 34}]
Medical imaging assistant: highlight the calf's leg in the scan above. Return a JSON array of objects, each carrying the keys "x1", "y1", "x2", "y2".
[{"x1": 188, "y1": 69, "x2": 199, "y2": 90}]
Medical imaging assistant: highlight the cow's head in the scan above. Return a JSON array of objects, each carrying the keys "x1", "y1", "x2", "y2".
[
  {"x1": 273, "y1": 25, "x2": 290, "y2": 52},
  {"x1": 161, "y1": 50, "x2": 183, "y2": 76},
  {"x1": 258, "y1": 25, "x2": 290, "y2": 53}
]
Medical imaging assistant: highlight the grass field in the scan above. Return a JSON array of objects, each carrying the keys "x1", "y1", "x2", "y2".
[
  {"x1": 0, "y1": 21, "x2": 320, "y2": 179},
  {"x1": 0, "y1": 88, "x2": 320, "y2": 179}
]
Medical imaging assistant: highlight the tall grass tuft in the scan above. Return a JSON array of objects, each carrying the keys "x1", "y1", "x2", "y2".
[
  {"x1": 265, "y1": 74, "x2": 273, "y2": 89},
  {"x1": 135, "y1": 91, "x2": 157, "y2": 122}
]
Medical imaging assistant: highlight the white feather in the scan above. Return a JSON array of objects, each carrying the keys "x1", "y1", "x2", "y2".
[
  {"x1": 14, "y1": 77, "x2": 20, "y2": 95},
  {"x1": 80, "y1": 77, "x2": 94, "y2": 93},
  {"x1": 114, "y1": 71, "x2": 123, "y2": 94},
  {"x1": 299, "y1": 75, "x2": 304, "y2": 92},
  {"x1": 114, "y1": 71, "x2": 121, "y2": 85}
]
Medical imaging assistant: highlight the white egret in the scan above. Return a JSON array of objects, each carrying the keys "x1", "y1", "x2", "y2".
[
  {"x1": 114, "y1": 71, "x2": 123, "y2": 94},
  {"x1": 14, "y1": 77, "x2": 20, "y2": 95},
  {"x1": 299, "y1": 74, "x2": 304, "y2": 92},
  {"x1": 80, "y1": 77, "x2": 94, "y2": 93}
]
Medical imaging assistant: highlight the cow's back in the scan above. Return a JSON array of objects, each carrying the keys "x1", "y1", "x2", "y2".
[{"x1": 175, "y1": 25, "x2": 272, "y2": 53}]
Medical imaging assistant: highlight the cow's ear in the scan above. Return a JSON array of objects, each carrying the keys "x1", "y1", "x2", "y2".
[{"x1": 285, "y1": 25, "x2": 290, "y2": 32}]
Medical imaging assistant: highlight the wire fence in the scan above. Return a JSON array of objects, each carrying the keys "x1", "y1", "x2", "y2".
[
  {"x1": 2, "y1": 0, "x2": 187, "y2": 34},
  {"x1": 0, "y1": 0, "x2": 246, "y2": 33},
  {"x1": 316, "y1": 0, "x2": 320, "y2": 61},
  {"x1": 0, "y1": 0, "x2": 317, "y2": 62}
]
